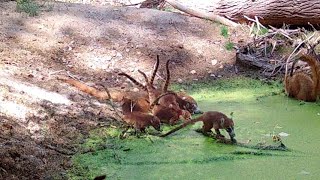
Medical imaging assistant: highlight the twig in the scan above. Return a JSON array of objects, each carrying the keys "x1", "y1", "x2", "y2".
[{"x1": 285, "y1": 32, "x2": 315, "y2": 77}]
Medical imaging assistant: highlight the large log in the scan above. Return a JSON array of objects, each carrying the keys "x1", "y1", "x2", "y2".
[{"x1": 215, "y1": 0, "x2": 320, "y2": 27}]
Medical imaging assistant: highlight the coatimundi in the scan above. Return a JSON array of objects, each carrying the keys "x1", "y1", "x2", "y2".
[
  {"x1": 123, "y1": 111, "x2": 161, "y2": 132},
  {"x1": 118, "y1": 55, "x2": 202, "y2": 114},
  {"x1": 160, "y1": 111, "x2": 236, "y2": 143},
  {"x1": 137, "y1": 65, "x2": 183, "y2": 125},
  {"x1": 57, "y1": 76, "x2": 150, "y2": 114},
  {"x1": 284, "y1": 54, "x2": 320, "y2": 102}
]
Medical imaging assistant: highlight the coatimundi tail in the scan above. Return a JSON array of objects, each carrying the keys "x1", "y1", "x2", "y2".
[
  {"x1": 118, "y1": 55, "x2": 160, "y2": 92},
  {"x1": 284, "y1": 54, "x2": 319, "y2": 102},
  {"x1": 57, "y1": 76, "x2": 150, "y2": 114},
  {"x1": 160, "y1": 111, "x2": 236, "y2": 142},
  {"x1": 123, "y1": 112, "x2": 161, "y2": 132}
]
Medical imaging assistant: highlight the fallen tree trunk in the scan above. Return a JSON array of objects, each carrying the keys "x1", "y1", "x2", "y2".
[{"x1": 215, "y1": 0, "x2": 320, "y2": 27}]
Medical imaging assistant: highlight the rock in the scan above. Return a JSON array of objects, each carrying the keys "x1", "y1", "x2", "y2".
[
  {"x1": 211, "y1": 59, "x2": 218, "y2": 66},
  {"x1": 193, "y1": 78, "x2": 198, "y2": 81},
  {"x1": 219, "y1": 65, "x2": 224, "y2": 69},
  {"x1": 116, "y1": 52, "x2": 122, "y2": 57},
  {"x1": 190, "y1": 70, "x2": 196, "y2": 74},
  {"x1": 177, "y1": 78, "x2": 183, "y2": 83},
  {"x1": 105, "y1": 55, "x2": 112, "y2": 61},
  {"x1": 110, "y1": 50, "x2": 117, "y2": 57}
]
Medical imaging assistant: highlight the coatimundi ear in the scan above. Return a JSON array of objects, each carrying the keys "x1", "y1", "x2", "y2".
[
  {"x1": 182, "y1": 96, "x2": 187, "y2": 100},
  {"x1": 220, "y1": 117, "x2": 225, "y2": 127}
]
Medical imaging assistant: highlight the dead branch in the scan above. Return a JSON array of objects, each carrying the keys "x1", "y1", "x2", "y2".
[{"x1": 165, "y1": 0, "x2": 238, "y2": 27}]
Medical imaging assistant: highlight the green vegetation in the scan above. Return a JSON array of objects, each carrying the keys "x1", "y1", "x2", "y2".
[
  {"x1": 220, "y1": 25, "x2": 229, "y2": 38},
  {"x1": 225, "y1": 41, "x2": 234, "y2": 51},
  {"x1": 251, "y1": 25, "x2": 269, "y2": 36},
  {"x1": 16, "y1": 0, "x2": 39, "y2": 17},
  {"x1": 68, "y1": 77, "x2": 320, "y2": 179}
]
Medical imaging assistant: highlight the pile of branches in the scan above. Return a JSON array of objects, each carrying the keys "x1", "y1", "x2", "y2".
[{"x1": 236, "y1": 18, "x2": 320, "y2": 77}]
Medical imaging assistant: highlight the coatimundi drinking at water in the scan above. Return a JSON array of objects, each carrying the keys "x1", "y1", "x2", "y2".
[{"x1": 160, "y1": 111, "x2": 236, "y2": 143}]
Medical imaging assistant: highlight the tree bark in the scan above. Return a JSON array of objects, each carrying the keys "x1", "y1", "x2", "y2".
[{"x1": 215, "y1": 0, "x2": 320, "y2": 27}]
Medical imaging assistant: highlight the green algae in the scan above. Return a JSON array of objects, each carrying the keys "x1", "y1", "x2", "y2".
[{"x1": 68, "y1": 77, "x2": 320, "y2": 180}]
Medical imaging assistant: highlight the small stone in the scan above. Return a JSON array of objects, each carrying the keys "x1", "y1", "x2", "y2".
[
  {"x1": 105, "y1": 55, "x2": 112, "y2": 61},
  {"x1": 190, "y1": 70, "x2": 196, "y2": 74},
  {"x1": 125, "y1": 48, "x2": 130, "y2": 52},
  {"x1": 137, "y1": 51, "x2": 141, "y2": 55},
  {"x1": 116, "y1": 52, "x2": 122, "y2": 57},
  {"x1": 217, "y1": 75, "x2": 222, "y2": 78},
  {"x1": 110, "y1": 50, "x2": 117, "y2": 57},
  {"x1": 211, "y1": 59, "x2": 218, "y2": 66},
  {"x1": 177, "y1": 78, "x2": 183, "y2": 83},
  {"x1": 219, "y1": 65, "x2": 224, "y2": 69},
  {"x1": 133, "y1": 88, "x2": 139, "y2": 92},
  {"x1": 193, "y1": 78, "x2": 198, "y2": 81}
]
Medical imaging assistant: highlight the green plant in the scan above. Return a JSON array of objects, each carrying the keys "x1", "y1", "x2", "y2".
[
  {"x1": 225, "y1": 41, "x2": 234, "y2": 51},
  {"x1": 16, "y1": 0, "x2": 39, "y2": 17},
  {"x1": 220, "y1": 26, "x2": 229, "y2": 38},
  {"x1": 251, "y1": 25, "x2": 269, "y2": 36}
]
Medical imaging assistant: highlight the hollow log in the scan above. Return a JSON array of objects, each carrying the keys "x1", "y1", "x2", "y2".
[{"x1": 215, "y1": 0, "x2": 320, "y2": 27}]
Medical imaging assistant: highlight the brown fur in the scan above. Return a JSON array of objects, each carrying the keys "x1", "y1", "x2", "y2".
[
  {"x1": 57, "y1": 76, "x2": 150, "y2": 114},
  {"x1": 160, "y1": 111, "x2": 236, "y2": 142},
  {"x1": 138, "y1": 69, "x2": 182, "y2": 124},
  {"x1": 123, "y1": 112, "x2": 161, "y2": 132},
  {"x1": 285, "y1": 54, "x2": 319, "y2": 102},
  {"x1": 118, "y1": 55, "x2": 201, "y2": 114},
  {"x1": 180, "y1": 110, "x2": 192, "y2": 121}
]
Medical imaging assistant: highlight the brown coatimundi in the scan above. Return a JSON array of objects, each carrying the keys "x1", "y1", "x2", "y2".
[
  {"x1": 57, "y1": 76, "x2": 150, "y2": 114},
  {"x1": 160, "y1": 111, "x2": 236, "y2": 143},
  {"x1": 123, "y1": 111, "x2": 161, "y2": 132},
  {"x1": 285, "y1": 54, "x2": 319, "y2": 102},
  {"x1": 138, "y1": 69, "x2": 182, "y2": 125},
  {"x1": 118, "y1": 55, "x2": 202, "y2": 114}
]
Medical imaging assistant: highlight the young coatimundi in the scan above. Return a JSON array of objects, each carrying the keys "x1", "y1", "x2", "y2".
[
  {"x1": 160, "y1": 111, "x2": 236, "y2": 143},
  {"x1": 123, "y1": 111, "x2": 161, "y2": 132},
  {"x1": 284, "y1": 54, "x2": 319, "y2": 102}
]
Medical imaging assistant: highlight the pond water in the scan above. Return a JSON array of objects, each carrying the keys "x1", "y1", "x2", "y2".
[{"x1": 69, "y1": 77, "x2": 320, "y2": 180}]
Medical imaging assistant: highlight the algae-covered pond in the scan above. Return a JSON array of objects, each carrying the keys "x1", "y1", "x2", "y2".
[{"x1": 69, "y1": 77, "x2": 320, "y2": 180}]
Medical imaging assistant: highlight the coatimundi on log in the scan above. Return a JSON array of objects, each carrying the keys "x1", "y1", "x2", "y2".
[
  {"x1": 160, "y1": 111, "x2": 236, "y2": 143},
  {"x1": 284, "y1": 54, "x2": 320, "y2": 102}
]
